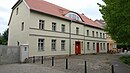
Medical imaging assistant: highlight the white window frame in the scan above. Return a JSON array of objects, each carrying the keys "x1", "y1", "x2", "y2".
[
  {"x1": 87, "y1": 30, "x2": 89, "y2": 36},
  {"x1": 51, "y1": 39, "x2": 56, "y2": 51},
  {"x1": 92, "y1": 31, "x2": 94, "y2": 37},
  {"x1": 61, "y1": 40, "x2": 65, "y2": 51},
  {"x1": 61, "y1": 24, "x2": 65, "y2": 32},
  {"x1": 100, "y1": 43, "x2": 102, "y2": 50},
  {"x1": 38, "y1": 39, "x2": 44, "y2": 51},
  {"x1": 76, "y1": 27, "x2": 79, "y2": 34},
  {"x1": 103, "y1": 43, "x2": 105, "y2": 50},
  {"x1": 96, "y1": 32, "x2": 98, "y2": 37},
  {"x1": 87, "y1": 42, "x2": 90, "y2": 50},
  {"x1": 93, "y1": 43, "x2": 95, "y2": 50},
  {"x1": 39, "y1": 20, "x2": 44, "y2": 29},
  {"x1": 52, "y1": 22, "x2": 56, "y2": 31}
]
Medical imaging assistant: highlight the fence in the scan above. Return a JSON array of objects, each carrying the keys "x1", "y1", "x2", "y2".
[{"x1": 0, "y1": 45, "x2": 20, "y2": 64}]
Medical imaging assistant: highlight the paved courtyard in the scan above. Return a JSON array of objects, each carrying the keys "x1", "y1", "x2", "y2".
[{"x1": 0, "y1": 54, "x2": 130, "y2": 73}]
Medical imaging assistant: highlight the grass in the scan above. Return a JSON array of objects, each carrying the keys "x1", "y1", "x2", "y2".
[{"x1": 120, "y1": 56, "x2": 130, "y2": 66}]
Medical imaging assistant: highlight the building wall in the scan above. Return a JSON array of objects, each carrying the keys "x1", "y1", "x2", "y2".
[
  {"x1": 8, "y1": 2, "x2": 107, "y2": 57},
  {"x1": 8, "y1": 1, "x2": 30, "y2": 46}
]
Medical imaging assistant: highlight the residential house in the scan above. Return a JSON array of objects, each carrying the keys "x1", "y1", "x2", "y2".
[{"x1": 8, "y1": 0, "x2": 107, "y2": 57}]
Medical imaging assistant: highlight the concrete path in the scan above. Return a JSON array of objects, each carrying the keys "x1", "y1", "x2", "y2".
[{"x1": 109, "y1": 54, "x2": 130, "y2": 73}]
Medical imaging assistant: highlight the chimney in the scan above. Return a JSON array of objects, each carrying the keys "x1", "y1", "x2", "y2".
[{"x1": 82, "y1": 13, "x2": 84, "y2": 15}]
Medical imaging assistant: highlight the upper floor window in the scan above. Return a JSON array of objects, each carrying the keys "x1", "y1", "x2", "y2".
[
  {"x1": 61, "y1": 40, "x2": 65, "y2": 51},
  {"x1": 61, "y1": 24, "x2": 65, "y2": 32},
  {"x1": 38, "y1": 39, "x2": 44, "y2": 51},
  {"x1": 16, "y1": 8, "x2": 18, "y2": 15},
  {"x1": 87, "y1": 30, "x2": 89, "y2": 36},
  {"x1": 96, "y1": 32, "x2": 98, "y2": 37},
  {"x1": 52, "y1": 22, "x2": 56, "y2": 31},
  {"x1": 103, "y1": 33, "x2": 105, "y2": 38},
  {"x1": 21, "y1": 22, "x2": 24, "y2": 31},
  {"x1": 39, "y1": 20, "x2": 44, "y2": 29},
  {"x1": 65, "y1": 12, "x2": 83, "y2": 22},
  {"x1": 76, "y1": 27, "x2": 79, "y2": 34},
  {"x1": 92, "y1": 31, "x2": 94, "y2": 37},
  {"x1": 100, "y1": 33, "x2": 102, "y2": 38},
  {"x1": 51, "y1": 39, "x2": 56, "y2": 51}
]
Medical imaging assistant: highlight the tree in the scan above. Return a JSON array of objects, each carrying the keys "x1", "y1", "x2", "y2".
[
  {"x1": 98, "y1": 0, "x2": 130, "y2": 45},
  {"x1": 0, "y1": 29, "x2": 8, "y2": 45}
]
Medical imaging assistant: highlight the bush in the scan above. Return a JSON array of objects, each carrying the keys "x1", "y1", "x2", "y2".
[{"x1": 120, "y1": 56, "x2": 130, "y2": 66}]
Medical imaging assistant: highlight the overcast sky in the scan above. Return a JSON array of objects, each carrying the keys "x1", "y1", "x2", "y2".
[{"x1": 0, "y1": 0, "x2": 104, "y2": 34}]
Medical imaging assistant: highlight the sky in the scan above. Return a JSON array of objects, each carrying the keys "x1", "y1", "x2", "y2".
[{"x1": 0, "y1": 0, "x2": 104, "y2": 34}]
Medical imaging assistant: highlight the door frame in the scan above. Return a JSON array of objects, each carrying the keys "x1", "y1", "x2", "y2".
[{"x1": 75, "y1": 41, "x2": 81, "y2": 55}]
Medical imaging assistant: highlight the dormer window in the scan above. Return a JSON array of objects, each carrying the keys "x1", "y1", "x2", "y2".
[{"x1": 65, "y1": 12, "x2": 83, "y2": 22}]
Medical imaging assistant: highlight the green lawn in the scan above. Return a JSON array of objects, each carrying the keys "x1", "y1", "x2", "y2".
[{"x1": 120, "y1": 56, "x2": 130, "y2": 66}]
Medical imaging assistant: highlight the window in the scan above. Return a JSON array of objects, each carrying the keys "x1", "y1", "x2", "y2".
[
  {"x1": 92, "y1": 31, "x2": 94, "y2": 37},
  {"x1": 96, "y1": 32, "x2": 98, "y2": 37},
  {"x1": 65, "y1": 12, "x2": 83, "y2": 22},
  {"x1": 100, "y1": 33, "x2": 102, "y2": 38},
  {"x1": 87, "y1": 42, "x2": 90, "y2": 50},
  {"x1": 76, "y1": 27, "x2": 79, "y2": 34},
  {"x1": 100, "y1": 43, "x2": 102, "y2": 50},
  {"x1": 51, "y1": 39, "x2": 56, "y2": 51},
  {"x1": 25, "y1": 47, "x2": 27, "y2": 51},
  {"x1": 61, "y1": 24, "x2": 65, "y2": 32},
  {"x1": 16, "y1": 8, "x2": 18, "y2": 15},
  {"x1": 61, "y1": 40, "x2": 65, "y2": 51},
  {"x1": 87, "y1": 30, "x2": 89, "y2": 36},
  {"x1": 52, "y1": 22, "x2": 56, "y2": 31},
  {"x1": 103, "y1": 43, "x2": 105, "y2": 50},
  {"x1": 39, "y1": 20, "x2": 44, "y2": 29},
  {"x1": 93, "y1": 43, "x2": 95, "y2": 50},
  {"x1": 17, "y1": 41, "x2": 19, "y2": 46},
  {"x1": 103, "y1": 33, "x2": 105, "y2": 38},
  {"x1": 21, "y1": 22, "x2": 24, "y2": 31},
  {"x1": 38, "y1": 39, "x2": 44, "y2": 51}
]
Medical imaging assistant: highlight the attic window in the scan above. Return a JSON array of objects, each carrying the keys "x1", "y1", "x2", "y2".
[
  {"x1": 16, "y1": 8, "x2": 19, "y2": 15},
  {"x1": 65, "y1": 12, "x2": 83, "y2": 22}
]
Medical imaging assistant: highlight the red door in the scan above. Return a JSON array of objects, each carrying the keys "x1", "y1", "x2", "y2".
[
  {"x1": 97, "y1": 43, "x2": 99, "y2": 53},
  {"x1": 75, "y1": 42, "x2": 81, "y2": 55}
]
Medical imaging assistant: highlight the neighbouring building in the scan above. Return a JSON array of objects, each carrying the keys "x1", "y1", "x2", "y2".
[
  {"x1": 95, "y1": 19, "x2": 117, "y2": 53},
  {"x1": 8, "y1": 0, "x2": 108, "y2": 57}
]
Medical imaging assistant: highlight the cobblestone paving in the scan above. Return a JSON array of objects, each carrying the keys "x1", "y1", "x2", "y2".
[{"x1": 0, "y1": 54, "x2": 129, "y2": 73}]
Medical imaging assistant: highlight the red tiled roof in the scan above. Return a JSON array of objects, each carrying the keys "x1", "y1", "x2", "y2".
[{"x1": 25, "y1": 0, "x2": 103, "y2": 29}]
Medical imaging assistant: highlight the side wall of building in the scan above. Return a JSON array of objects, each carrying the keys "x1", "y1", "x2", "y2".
[{"x1": 8, "y1": 1, "x2": 30, "y2": 46}]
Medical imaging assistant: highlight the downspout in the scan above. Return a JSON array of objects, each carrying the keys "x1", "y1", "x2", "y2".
[
  {"x1": 84, "y1": 25, "x2": 85, "y2": 54},
  {"x1": 69, "y1": 20, "x2": 72, "y2": 56}
]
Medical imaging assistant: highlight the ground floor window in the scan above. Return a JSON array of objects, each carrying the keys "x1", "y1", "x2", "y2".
[
  {"x1": 61, "y1": 40, "x2": 65, "y2": 51},
  {"x1": 51, "y1": 39, "x2": 56, "y2": 51},
  {"x1": 38, "y1": 39, "x2": 44, "y2": 51},
  {"x1": 87, "y1": 42, "x2": 90, "y2": 50},
  {"x1": 103, "y1": 43, "x2": 105, "y2": 50},
  {"x1": 93, "y1": 43, "x2": 95, "y2": 50},
  {"x1": 100, "y1": 43, "x2": 102, "y2": 50}
]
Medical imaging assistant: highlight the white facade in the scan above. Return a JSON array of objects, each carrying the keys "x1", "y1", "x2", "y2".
[{"x1": 8, "y1": 0, "x2": 107, "y2": 57}]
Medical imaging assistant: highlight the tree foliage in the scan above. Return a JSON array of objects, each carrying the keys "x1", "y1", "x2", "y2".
[
  {"x1": 0, "y1": 29, "x2": 8, "y2": 45},
  {"x1": 98, "y1": 0, "x2": 130, "y2": 45}
]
